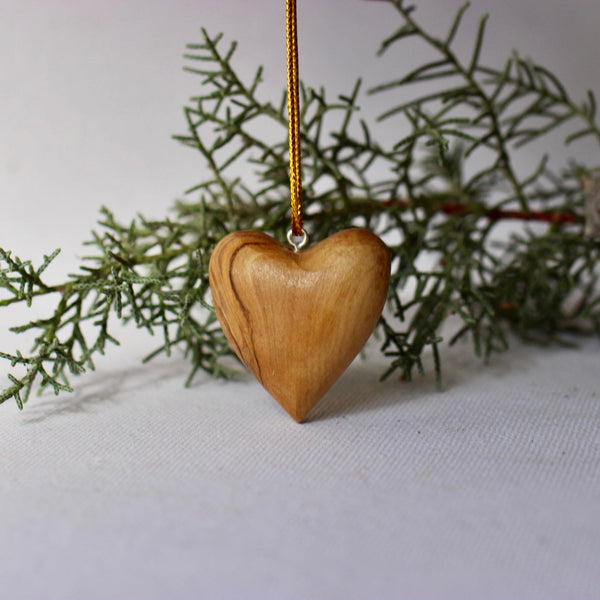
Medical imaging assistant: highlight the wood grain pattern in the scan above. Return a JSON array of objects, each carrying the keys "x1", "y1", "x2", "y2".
[{"x1": 208, "y1": 229, "x2": 391, "y2": 422}]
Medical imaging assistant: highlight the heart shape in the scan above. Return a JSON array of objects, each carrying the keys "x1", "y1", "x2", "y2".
[{"x1": 208, "y1": 228, "x2": 391, "y2": 422}]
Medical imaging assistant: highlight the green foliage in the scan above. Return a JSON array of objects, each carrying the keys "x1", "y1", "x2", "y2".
[{"x1": 2, "y1": 0, "x2": 600, "y2": 409}]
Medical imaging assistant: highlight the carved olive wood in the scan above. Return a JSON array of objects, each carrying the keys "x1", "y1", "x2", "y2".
[{"x1": 209, "y1": 229, "x2": 391, "y2": 422}]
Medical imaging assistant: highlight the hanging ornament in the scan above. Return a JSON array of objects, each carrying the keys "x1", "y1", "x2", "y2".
[{"x1": 208, "y1": 0, "x2": 391, "y2": 422}]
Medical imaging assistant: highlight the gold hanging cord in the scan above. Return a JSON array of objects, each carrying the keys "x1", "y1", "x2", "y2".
[{"x1": 286, "y1": 0, "x2": 304, "y2": 238}]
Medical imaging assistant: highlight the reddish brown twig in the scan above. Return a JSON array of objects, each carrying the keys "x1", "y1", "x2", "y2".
[{"x1": 382, "y1": 198, "x2": 582, "y2": 225}]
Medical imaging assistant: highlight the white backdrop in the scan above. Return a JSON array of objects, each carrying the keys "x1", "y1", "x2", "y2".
[
  {"x1": 1, "y1": 2, "x2": 600, "y2": 599},
  {"x1": 2, "y1": 0, "x2": 600, "y2": 259}
]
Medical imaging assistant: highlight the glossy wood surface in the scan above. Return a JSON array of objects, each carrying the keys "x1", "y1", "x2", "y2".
[{"x1": 209, "y1": 229, "x2": 391, "y2": 422}]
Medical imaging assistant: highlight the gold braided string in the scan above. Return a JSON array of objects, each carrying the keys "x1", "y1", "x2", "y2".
[{"x1": 286, "y1": 0, "x2": 304, "y2": 237}]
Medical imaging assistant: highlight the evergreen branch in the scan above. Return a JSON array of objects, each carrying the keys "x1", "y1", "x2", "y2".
[{"x1": 2, "y1": 6, "x2": 600, "y2": 410}]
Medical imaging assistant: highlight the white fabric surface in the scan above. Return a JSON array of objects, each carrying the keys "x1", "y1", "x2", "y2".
[
  {"x1": 1, "y1": 337, "x2": 599, "y2": 599},
  {"x1": 2, "y1": 1, "x2": 600, "y2": 598}
]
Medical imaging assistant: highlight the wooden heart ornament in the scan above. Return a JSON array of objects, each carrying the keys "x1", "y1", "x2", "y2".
[{"x1": 208, "y1": 229, "x2": 391, "y2": 422}]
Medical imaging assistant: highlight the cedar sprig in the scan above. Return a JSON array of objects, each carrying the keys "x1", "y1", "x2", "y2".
[{"x1": 1, "y1": 1, "x2": 599, "y2": 409}]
